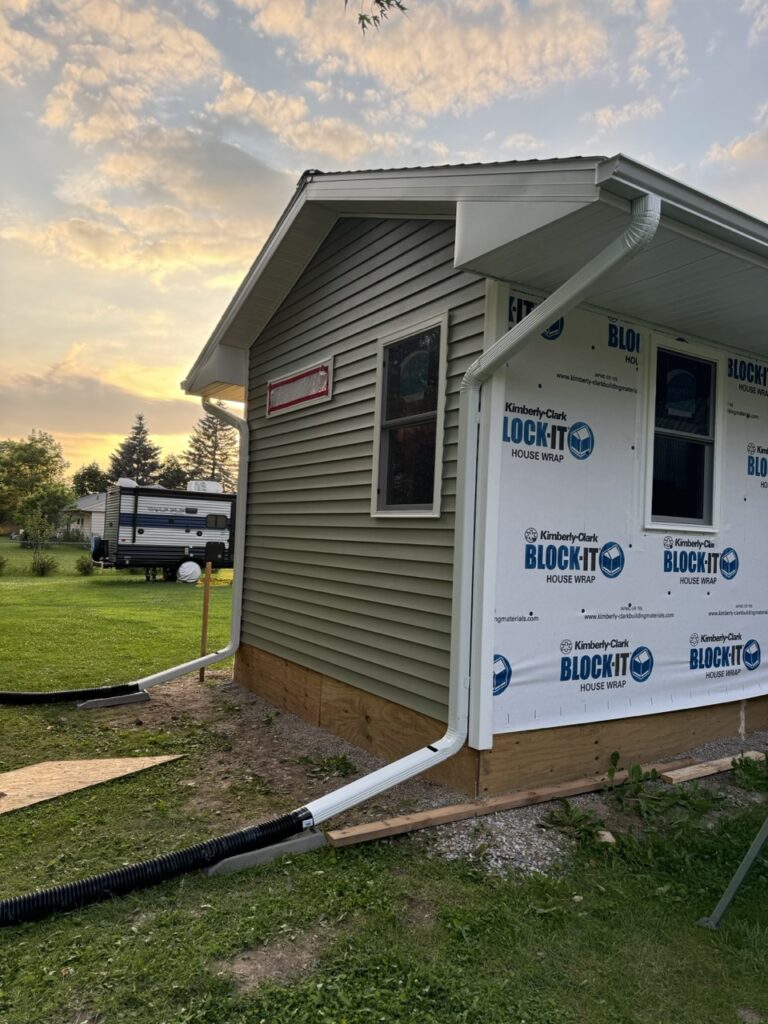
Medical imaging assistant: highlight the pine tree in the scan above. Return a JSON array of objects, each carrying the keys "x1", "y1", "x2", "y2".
[
  {"x1": 157, "y1": 454, "x2": 189, "y2": 490},
  {"x1": 183, "y1": 402, "x2": 238, "y2": 490},
  {"x1": 108, "y1": 414, "x2": 162, "y2": 485}
]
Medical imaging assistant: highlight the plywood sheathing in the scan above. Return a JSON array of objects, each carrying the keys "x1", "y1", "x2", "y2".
[{"x1": 0, "y1": 756, "x2": 183, "y2": 814}]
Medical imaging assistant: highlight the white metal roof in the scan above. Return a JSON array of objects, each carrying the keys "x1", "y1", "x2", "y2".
[{"x1": 183, "y1": 156, "x2": 768, "y2": 399}]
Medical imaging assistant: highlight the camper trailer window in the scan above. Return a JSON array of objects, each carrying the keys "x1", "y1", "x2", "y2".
[
  {"x1": 206, "y1": 514, "x2": 227, "y2": 529},
  {"x1": 652, "y1": 349, "x2": 716, "y2": 524},
  {"x1": 376, "y1": 324, "x2": 444, "y2": 513}
]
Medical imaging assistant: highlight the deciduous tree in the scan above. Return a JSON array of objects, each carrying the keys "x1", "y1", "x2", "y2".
[
  {"x1": 72, "y1": 462, "x2": 110, "y2": 496},
  {"x1": 0, "y1": 431, "x2": 70, "y2": 527}
]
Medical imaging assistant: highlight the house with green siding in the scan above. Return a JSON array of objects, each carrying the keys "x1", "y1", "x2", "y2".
[{"x1": 183, "y1": 158, "x2": 768, "y2": 796}]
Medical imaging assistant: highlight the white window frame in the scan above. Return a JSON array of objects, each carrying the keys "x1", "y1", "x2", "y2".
[
  {"x1": 643, "y1": 333, "x2": 726, "y2": 533},
  {"x1": 371, "y1": 313, "x2": 448, "y2": 518},
  {"x1": 266, "y1": 355, "x2": 334, "y2": 417}
]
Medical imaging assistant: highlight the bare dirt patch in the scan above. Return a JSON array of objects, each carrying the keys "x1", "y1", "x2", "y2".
[
  {"x1": 93, "y1": 671, "x2": 768, "y2": 875},
  {"x1": 212, "y1": 925, "x2": 332, "y2": 991},
  {"x1": 737, "y1": 1009, "x2": 764, "y2": 1024}
]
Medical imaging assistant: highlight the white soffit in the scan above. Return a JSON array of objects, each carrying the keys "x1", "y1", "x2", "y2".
[{"x1": 454, "y1": 193, "x2": 768, "y2": 358}]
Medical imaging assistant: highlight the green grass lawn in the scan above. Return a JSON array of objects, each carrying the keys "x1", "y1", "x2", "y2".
[
  {"x1": 0, "y1": 537, "x2": 766, "y2": 1024},
  {"x1": 0, "y1": 538, "x2": 233, "y2": 691}
]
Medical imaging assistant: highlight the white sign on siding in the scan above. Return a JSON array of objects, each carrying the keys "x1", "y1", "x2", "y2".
[{"x1": 267, "y1": 358, "x2": 333, "y2": 416}]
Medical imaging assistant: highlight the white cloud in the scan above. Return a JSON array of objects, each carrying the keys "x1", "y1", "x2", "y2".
[
  {"x1": 742, "y1": 0, "x2": 768, "y2": 44},
  {"x1": 24, "y1": 0, "x2": 222, "y2": 143},
  {"x1": 2, "y1": 127, "x2": 294, "y2": 285},
  {"x1": 232, "y1": 0, "x2": 611, "y2": 117},
  {"x1": 590, "y1": 96, "x2": 663, "y2": 128},
  {"x1": 630, "y1": 0, "x2": 688, "y2": 86},
  {"x1": 501, "y1": 133, "x2": 547, "y2": 154},
  {"x1": 207, "y1": 71, "x2": 309, "y2": 128},
  {"x1": 704, "y1": 102, "x2": 768, "y2": 164},
  {"x1": 0, "y1": 5, "x2": 57, "y2": 85}
]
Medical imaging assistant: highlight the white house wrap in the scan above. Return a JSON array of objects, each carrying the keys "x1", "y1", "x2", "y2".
[{"x1": 490, "y1": 291, "x2": 768, "y2": 733}]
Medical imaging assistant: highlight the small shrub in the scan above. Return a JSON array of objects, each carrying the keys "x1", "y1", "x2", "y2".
[
  {"x1": 75, "y1": 554, "x2": 96, "y2": 576},
  {"x1": 0, "y1": 555, "x2": 7, "y2": 576},
  {"x1": 31, "y1": 554, "x2": 59, "y2": 577}
]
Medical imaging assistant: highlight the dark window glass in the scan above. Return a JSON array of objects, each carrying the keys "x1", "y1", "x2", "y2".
[
  {"x1": 652, "y1": 436, "x2": 707, "y2": 520},
  {"x1": 378, "y1": 327, "x2": 441, "y2": 510},
  {"x1": 206, "y1": 514, "x2": 227, "y2": 529},
  {"x1": 385, "y1": 422, "x2": 437, "y2": 507},
  {"x1": 384, "y1": 329, "x2": 440, "y2": 421},
  {"x1": 655, "y1": 350, "x2": 713, "y2": 435},
  {"x1": 652, "y1": 349, "x2": 715, "y2": 524}
]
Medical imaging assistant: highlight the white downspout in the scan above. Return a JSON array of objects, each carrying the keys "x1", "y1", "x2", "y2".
[
  {"x1": 132, "y1": 398, "x2": 249, "y2": 692},
  {"x1": 301, "y1": 192, "x2": 660, "y2": 827}
]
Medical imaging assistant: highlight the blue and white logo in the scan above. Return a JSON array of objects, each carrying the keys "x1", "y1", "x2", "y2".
[
  {"x1": 630, "y1": 646, "x2": 654, "y2": 683},
  {"x1": 720, "y1": 548, "x2": 739, "y2": 580},
  {"x1": 492, "y1": 654, "x2": 512, "y2": 696},
  {"x1": 542, "y1": 318, "x2": 565, "y2": 341},
  {"x1": 567, "y1": 422, "x2": 595, "y2": 460},
  {"x1": 744, "y1": 640, "x2": 761, "y2": 672},
  {"x1": 599, "y1": 542, "x2": 625, "y2": 579}
]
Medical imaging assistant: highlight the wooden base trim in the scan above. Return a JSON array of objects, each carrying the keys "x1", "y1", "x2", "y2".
[{"x1": 235, "y1": 644, "x2": 768, "y2": 798}]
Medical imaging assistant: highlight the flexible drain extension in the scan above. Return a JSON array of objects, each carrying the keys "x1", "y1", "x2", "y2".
[
  {"x1": 0, "y1": 683, "x2": 141, "y2": 706},
  {"x1": 0, "y1": 809, "x2": 310, "y2": 926}
]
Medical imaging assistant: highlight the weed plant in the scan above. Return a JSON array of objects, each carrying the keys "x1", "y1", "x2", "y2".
[{"x1": 732, "y1": 753, "x2": 768, "y2": 792}]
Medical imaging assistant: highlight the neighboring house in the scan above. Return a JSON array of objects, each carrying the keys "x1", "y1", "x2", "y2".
[
  {"x1": 64, "y1": 492, "x2": 106, "y2": 539},
  {"x1": 181, "y1": 156, "x2": 768, "y2": 796}
]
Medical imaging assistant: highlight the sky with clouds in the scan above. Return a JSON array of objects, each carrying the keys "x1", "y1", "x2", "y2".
[{"x1": 1, "y1": 0, "x2": 766, "y2": 471}]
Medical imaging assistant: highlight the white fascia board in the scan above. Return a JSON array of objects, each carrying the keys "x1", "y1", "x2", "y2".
[{"x1": 597, "y1": 154, "x2": 768, "y2": 259}]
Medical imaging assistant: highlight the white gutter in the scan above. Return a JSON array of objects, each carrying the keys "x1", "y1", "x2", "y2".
[
  {"x1": 301, "y1": 191, "x2": 660, "y2": 827},
  {"x1": 132, "y1": 398, "x2": 249, "y2": 692}
]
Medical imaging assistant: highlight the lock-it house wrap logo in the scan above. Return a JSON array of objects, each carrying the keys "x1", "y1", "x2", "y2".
[
  {"x1": 688, "y1": 632, "x2": 761, "y2": 679},
  {"x1": 524, "y1": 528, "x2": 625, "y2": 584},
  {"x1": 662, "y1": 537, "x2": 739, "y2": 584},
  {"x1": 559, "y1": 637, "x2": 653, "y2": 691},
  {"x1": 502, "y1": 404, "x2": 595, "y2": 464},
  {"x1": 492, "y1": 654, "x2": 513, "y2": 696}
]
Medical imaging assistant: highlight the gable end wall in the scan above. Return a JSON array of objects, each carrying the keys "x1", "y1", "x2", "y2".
[{"x1": 243, "y1": 217, "x2": 486, "y2": 721}]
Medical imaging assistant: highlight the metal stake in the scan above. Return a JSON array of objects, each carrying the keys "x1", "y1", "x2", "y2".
[{"x1": 698, "y1": 815, "x2": 768, "y2": 929}]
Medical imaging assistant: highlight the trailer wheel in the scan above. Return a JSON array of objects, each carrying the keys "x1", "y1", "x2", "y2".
[{"x1": 177, "y1": 561, "x2": 202, "y2": 584}]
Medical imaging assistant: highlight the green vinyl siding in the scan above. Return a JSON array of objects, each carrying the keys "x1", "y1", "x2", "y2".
[{"x1": 245, "y1": 217, "x2": 485, "y2": 721}]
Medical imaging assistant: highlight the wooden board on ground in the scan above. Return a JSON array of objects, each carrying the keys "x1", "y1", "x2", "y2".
[
  {"x1": 660, "y1": 750, "x2": 764, "y2": 784},
  {"x1": 0, "y1": 756, "x2": 183, "y2": 814},
  {"x1": 326, "y1": 758, "x2": 696, "y2": 848}
]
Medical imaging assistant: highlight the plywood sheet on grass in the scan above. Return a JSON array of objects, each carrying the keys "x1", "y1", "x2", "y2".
[{"x1": 0, "y1": 756, "x2": 182, "y2": 814}]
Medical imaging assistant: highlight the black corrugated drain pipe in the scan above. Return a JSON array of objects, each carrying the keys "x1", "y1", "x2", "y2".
[
  {"x1": 0, "y1": 808, "x2": 310, "y2": 926},
  {"x1": 0, "y1": 683, "x2": 141, "y2": 706}
]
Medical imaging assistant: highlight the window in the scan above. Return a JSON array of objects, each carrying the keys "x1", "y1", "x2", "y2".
[
  {"x1": 373, "y1": 320, "x2": 446, "y2": 515},
  {"x1": 206, "y1": 514, "x2": 228, "y2": 529},
  {"x1": 651, "y1": 347, "x2": 717, "y2": 526}
]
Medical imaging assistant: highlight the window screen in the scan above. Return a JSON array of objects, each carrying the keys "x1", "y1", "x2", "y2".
[
  {"x1": 378, "y1": 327, "x2": 441, "y2": 510},
  {"x1": 652, "y1": 349, "x2": 716, "y2": 524}
]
